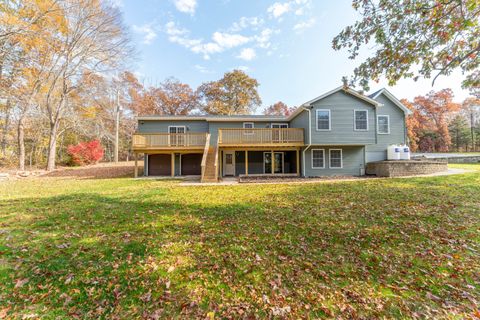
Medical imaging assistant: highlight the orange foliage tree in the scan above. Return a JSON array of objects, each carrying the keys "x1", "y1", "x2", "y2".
[
  {"x1": 403, "y1": 89, "x2": 460, "y2": 152},
  {"x1": 263, "y1": 101, "x2": 296, "y2": 116}
]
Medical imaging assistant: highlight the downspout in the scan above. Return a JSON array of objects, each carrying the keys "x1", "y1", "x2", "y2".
[{"x1": 302, "y1": 106, "x2": 312, "y2": 177}]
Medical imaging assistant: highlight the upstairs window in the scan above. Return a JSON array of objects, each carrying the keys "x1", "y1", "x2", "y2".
[
  {"x1": 243, "y1": 122, "x2": 254, "y2": 135},
  {"x1": 354, "y1": 110, "x2": 368, "y2": 131},
  {"x1": 377, "y1": 115, "x2": 390, "y2": 134},
  {"x1": 329, "y1": 149, "x2": 343, "y2": 168},
  {"x1": 316, "y1": 109, "x2": 331, "y2": 131}
]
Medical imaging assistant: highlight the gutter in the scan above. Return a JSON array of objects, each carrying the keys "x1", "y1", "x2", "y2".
[{"x1": 302, "y1": 106, "x2": 312, "y2": 177}]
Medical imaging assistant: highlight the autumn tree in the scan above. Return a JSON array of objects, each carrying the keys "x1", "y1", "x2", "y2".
[
  {"x1": 333, "y1": 0, "x2": 480, "y2": 91},
  {"x1": 263, "y1": 101, "x2": 295, "y2": 116},
  {"x1": 198, "y1": 70, "x2": 262, "y2": 115},
  {"x1": 37, "y1": 0, "x2": 131, "y2": 171},
  {"x1": 403, "y1": 89, "x2": 460, "y2": 152},
  {"x1": 462, "y1": 97, "x2": 480, "y2": 151},
  {"x1": 448, "y1": 115, "x2": 471, "y2": 151}
]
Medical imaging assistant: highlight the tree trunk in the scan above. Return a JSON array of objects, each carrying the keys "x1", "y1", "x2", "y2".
[
  {"x1": 46, "y1": 120, "x2": 59, "y2": 171},
  {"x1": 1, "y1": 99, "x2": 10, "y2": 156},
  {"x1": 17, "y1": 116, "x2": 25, "y2": 171}
]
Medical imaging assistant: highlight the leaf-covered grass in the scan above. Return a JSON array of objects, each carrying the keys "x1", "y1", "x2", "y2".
[{"x1": 1, "y1": 165, "x2": 479, "y2": 319}]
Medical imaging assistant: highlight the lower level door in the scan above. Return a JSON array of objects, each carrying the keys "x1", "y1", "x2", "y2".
[
  {"x1": 264, "y1": 152, "x2": 284, "y2": 174},
  {"x1": 223, "y1": 151, "x2": 235, "y2": 176}
]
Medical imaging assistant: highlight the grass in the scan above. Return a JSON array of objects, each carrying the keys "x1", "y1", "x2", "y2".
[{"x1": 0, "y1": 165, "x2": 479, "y2": 319}]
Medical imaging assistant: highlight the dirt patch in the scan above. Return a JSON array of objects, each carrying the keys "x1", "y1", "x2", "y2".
[
  {"x1": 0, "y1": 161, "x2": 144, "y2": 180},
  {"x1": 41, "y1": 161, "x2": 143, "y2": 179}
]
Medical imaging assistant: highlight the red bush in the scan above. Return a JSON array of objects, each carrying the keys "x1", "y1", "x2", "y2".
[{"x1": 67, "y1": 140, "x2": 104, "y2": 166}]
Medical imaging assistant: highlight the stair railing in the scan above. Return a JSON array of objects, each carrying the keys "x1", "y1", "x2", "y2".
[{"x1": 201, "y1": 134, "x2": 211, "y2": 182}]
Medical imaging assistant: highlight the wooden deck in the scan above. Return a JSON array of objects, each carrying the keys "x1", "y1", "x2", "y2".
[
  {"x1": 218, "y1": 128, "x2": 304, "y2": 147},
  {"x1": 132, "y1": 133, "x2": 207, "y2": 151}
]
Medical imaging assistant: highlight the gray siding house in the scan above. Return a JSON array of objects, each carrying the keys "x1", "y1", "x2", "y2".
[{"x1": 132, "y1": 86, "x2": 411, "y2": 182}]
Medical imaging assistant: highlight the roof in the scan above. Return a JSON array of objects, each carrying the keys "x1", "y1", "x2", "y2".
[
  {"x1": 137, "y1": 114, "x2": 288, "y2": 122},
  {"x1": 368, "y1": 88, "x2": 413, "y2": 115},
  {"x1": 137, "y1": 86, "x2": 408, "y2": 122},
  {"x1": 301, "y1": 86, "x2": 383, "y2": 108}
]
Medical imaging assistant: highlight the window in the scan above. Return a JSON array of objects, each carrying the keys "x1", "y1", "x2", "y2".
[
  {"x1": 316, "y1": 109, "x2": 331, "y2": 131},
  {"x1": 311, "y1": 149, "x2": 325, "y2": 169},
  {"x1": 329, "y1": 149, "x2": 343, "y2": 168},
  {"x1": 168, "y1": 126, "x2": 186, "y2": 146},
  {"x1": 271, "y1": 123, "x2": 289, "y2": 128},
  {"x1": 354, "y1": 110, "x2": 368, "y2": 131},
  {"x1": 243, "y1": 122, "x2": 254, "y2": 135},
  {"x1": 377, "y1": 115, "x2": 390, "y2": 134}
]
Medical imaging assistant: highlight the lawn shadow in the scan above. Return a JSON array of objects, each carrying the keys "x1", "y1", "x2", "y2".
[{"x1": 1, "y1": 173, "x2": 479, "y2": 318}]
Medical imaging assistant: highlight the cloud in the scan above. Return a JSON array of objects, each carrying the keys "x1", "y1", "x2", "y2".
[
  {"x1": 132, "y1": 24, "x2": 157, "y2": 44},
  {"x1": 230, "y1": 16, "x2": 264, "y2": 32},
  {"x1": 268, "y1": 0, "x2": 312, "y2": 19},
  {"x1": 194, "y1": 65, "x2": 214, "y2": 74},
  {"x1": 212, "y1": 32, "x2": 250, "y2": 49},
  {"x1": 267, "y1": 2, "x2": 291, "y2": 19},
  {"x1": 254, "y1": 28, "x2": 275, "y2": 49},
  {"x1": 173, "y1": 0, "x2": 197, "y2": 15},
  {"x1": 293, "y1": 18, "x2": 315, "y2": 32},
  {"x1": 237, "y1": 48, "x2": 256, "y2": 61},
  {"x1": 164, "y1": 21, "x2": 251, "y2": 59}
]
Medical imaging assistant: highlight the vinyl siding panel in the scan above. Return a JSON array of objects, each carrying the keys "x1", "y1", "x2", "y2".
[
  {"x1": 365, "y1": 93, "x2": 407, "y2": 160},
  {"x1": 209, "y1": 121, "x2": 277, "y2": 146},
  {"x1": 304, "y1": 146, "x2": 365, "y2": 176},
  {"x1": 309, "y1": 91, "x2": 376, "y2": 145},
  {"x1": 137, "y1": 120, "x2": 209, "y2": 133},
  {"x1": 289, "y1": 109, "x2": 309, "y2": 143}
]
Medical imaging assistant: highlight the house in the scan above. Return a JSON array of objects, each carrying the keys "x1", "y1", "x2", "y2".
[{"x1": 132, "y1": 86, "x2": 412, "y2": 182}]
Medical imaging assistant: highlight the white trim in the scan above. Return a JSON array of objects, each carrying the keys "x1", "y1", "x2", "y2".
[
  {"x1": 377, "y1": 115, "x2": 391, "y2": 134},
  {"x1": 316, "y1": 109, "x2": 331, "y2": 131},
  {"x1": 311, "y1": 149, "x2": 325, "y2": 169},
  {"x1": 354, "y1": 109, "x2": 369, "y2": 131},
  {"x1": 302, "y1": 108, "x2": 312, "y2": 177},
  {"x1": 271, "y1": 123, "x2": 289, "y2": 128},
  {"x1": 167, "y1": 125, "x2": 186, "y2": 133},
  {"x1": 370, "y1": 88, "x2": 412, "y2": 115},
  {"x1": 329, "y1": 149, "x2": 343, "y2": 169},
  {"x1": 263, "y1": 152, "x2": 284, "y2": 174},
  {"x1": 223, "y1": 151, "x2": 235, "y2": 176},
  {"x1": 243, "y1": 122, "x2": 254, "y2": 135}
]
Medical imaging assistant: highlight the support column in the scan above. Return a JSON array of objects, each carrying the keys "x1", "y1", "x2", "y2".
[
  {"x1": 296, "y1": 148, "x2": 300, "y2": 176},
  {"x1": 171, "y1": 153, "x2": 175, "y2": 177},
  {"x1": 245, "y1": 150, "x2": 248, "y2": 176},
  {"x1": 134, "y1": 152, "x2": 138, "y2": 178},
  {"x1": 271, "y1": 150, "x2": 274, "y2": 175}
]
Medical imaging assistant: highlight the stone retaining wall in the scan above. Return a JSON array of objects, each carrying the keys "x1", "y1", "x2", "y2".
[{"x1": 366, "y1": 160, "x2": 448, "y2": 177}]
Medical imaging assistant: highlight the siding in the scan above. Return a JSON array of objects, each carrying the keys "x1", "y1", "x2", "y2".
[
  {"x1": 137, "y1": 120, "x2": 209, "y2": 133},
  {"x1": 365, "y1": 93, "x2": 407, "y2": 161},
  {"x1": 289, "y1": 109, "x2": 309, "y2": 143},
  {"x1": 303, "y1": 146, "x2": 365, "y2": 176},
  {"x1": 209, "y1": 121, "x2": 277, "y2": 146},
  {"x1": 309, "y1": 91, "x2": 376, "y2": 145}
]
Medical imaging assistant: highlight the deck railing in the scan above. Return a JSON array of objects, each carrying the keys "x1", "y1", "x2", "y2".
[
  {"x1": 218, "y1": 128, "x2": 304, "y2": 146},
  {"x1": 132, "y1": 133, "x2": 207, "y2": 150},
  {"x1": 200, "y1": 134, "x2": 211, "y2": 181}
]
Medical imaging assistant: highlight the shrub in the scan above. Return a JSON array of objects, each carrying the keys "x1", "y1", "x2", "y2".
[{"x1": 67, "y1": 140, "x2": 104, "y2": 166}]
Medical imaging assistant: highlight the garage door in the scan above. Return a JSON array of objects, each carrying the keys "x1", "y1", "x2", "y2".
[
  {"x1": 181, "y1": 154, "x2": 202, "y2": 175},
  {"x1": 148, "y1": 154, "x2": 171, "y2": 176}
]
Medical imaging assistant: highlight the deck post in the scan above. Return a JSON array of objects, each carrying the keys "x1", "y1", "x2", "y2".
[
  {"x1": 134, "y1": 152, "x2": 138, "y2": 178},
  {"x1": 245, "y1": 150, "x2": 248, "y2": 176},
  {"x1": 271, "y1": 150, "x2": 274, "y2": 175},
  {"x1": 296, "y1": 148, "x2": 300, "y2": 176},
  {"x1": 171, "y1": 153, "x2": 175, "y2": 177}
]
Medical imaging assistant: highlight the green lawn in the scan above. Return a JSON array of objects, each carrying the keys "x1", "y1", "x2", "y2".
[{"x1": 1, "y1": 165, "x2": 479, "y2": 319}]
